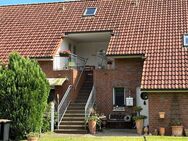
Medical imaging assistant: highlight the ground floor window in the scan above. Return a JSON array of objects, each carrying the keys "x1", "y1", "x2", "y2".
[{"x1": 113, "y1": 87, "x2": 125, "y2": 107}]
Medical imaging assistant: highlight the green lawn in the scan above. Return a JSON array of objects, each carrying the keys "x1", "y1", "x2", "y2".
[{"x1": 39, "y1": 135, "x2": 188, "y2": 141}]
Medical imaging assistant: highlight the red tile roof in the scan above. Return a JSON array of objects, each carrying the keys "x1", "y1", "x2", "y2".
[{"x1": 0, "y1": 0, "x2": 188, "y2": 90}]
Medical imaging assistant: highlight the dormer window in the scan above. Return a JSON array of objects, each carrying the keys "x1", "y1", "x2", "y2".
[
  {"x1": 83, "y1": 7, "x2": 97, "y2": 16},
  {"x1": 183, "y1": 34, "x2": 188, "y2": 46}
]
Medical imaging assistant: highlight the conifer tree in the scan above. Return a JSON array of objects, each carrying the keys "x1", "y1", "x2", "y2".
[{"x1": 0, "y1": 52, "x2": 50, "y2": 140}]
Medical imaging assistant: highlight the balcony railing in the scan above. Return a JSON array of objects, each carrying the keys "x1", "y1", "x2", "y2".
[{"x1": 53, "y1": 53, "x2": 87, "y2": 71}]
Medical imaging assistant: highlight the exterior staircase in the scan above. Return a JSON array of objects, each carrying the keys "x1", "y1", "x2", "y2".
[{"x1": 55, "y1": 69, "x2": 93, "y2": 134}]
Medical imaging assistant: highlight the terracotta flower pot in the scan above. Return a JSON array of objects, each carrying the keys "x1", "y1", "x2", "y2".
[
  {"x1": 88, "y1": 120, "x2": 97, "y2": 134},
  {"x1": 184, "y1": 129, "x2": 188, "y2": 136},
  {"x1": 159, "y1": 127, "x2": 165, "y2": 136},
  {"x1": 159, "y1": 112, "x2": 165, "y2": 119},
  {"x1": 107, "y1": 64, "x2": 112, "y2": 69},
  {"x1": 27, "y1": 136, "x2": 38, "y2": 141},
  {"x1": 135, "y1": 119, "x2": 144, "y2": 135},
  {"x1": 171, "y1": 126, "x2": 183, "y2": 136}
]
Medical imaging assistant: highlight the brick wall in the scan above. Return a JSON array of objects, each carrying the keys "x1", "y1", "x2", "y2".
[
  {"x1": 38, "y1": 60, "x2": 84, "y2": 102},
  {"x1": 94, "y1": 58, "x2": 144, "y2": 116},
  {"x1": 148, "y1": 93, "x2": 188, "y2": 135}
]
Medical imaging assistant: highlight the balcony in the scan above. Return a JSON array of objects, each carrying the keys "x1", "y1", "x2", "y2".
[{"x1": 53, "y1": 31, "x2": 113, "y2": 71}]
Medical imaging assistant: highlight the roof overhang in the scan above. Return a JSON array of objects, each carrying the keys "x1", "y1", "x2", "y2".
[
  {"x1": 141, "y1": 89, "x2": 188, "y2": 93},
  {"x1": 32, "y1": 57, "x2": 53, "y2": 61},
  {"x1": 47, "y1": 78, "x2": 67, "y2": 86},
  {"x1": 64, "y1": 30, "x2": 113, "y2": 42},
  {"x1": 36, "y1": 58, "x2": 53, "y2": 61},
  {"x1": 107, "y1": 54, "x2": 146, "y2": 59}
]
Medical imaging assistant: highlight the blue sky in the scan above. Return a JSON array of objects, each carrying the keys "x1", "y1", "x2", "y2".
[{"x1": 0, "y1": 0, "x2": 65, "y2": 6}]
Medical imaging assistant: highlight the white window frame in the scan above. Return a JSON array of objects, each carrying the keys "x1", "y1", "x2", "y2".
[
  {"x1": 83, "y1": 7, "x2": 97, "y2": 16},
  {"x1": 113, "y1": 87, "x2": 126, "y2": 107},
  {"x1": 183, "y1": 34, "x2": 188, "y2": 46}
]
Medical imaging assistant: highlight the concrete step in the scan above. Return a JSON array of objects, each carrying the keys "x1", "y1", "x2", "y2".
[
  {"x1": 70, "y1": 102, "x2": 86, "y2": 105},
  {"x1": 81, "y1": 88, "x2": 92, "y2": 91},
  {"x1": 78, "y1": 89, "x2": 91, "y2": 92},
  {"x1": 59, "y1": 124, "x2": 85, "y2": 129},
  {"x1": 62, "y1": 116, "x2": 85, "y2": 120},
  {"x1": 74, "y1": 99, "x2": 87, "y2": 104},
  {"x1": 66, "y1": 108, "x2": 85, "y2": 113},
  {"x1": 76, "y1": 97, "x2": 88, "y2": 101},
  {"x1": 74, "y1": 100, "x2": 88, "y2": 103},
  {"x1": 64, "y1": 113, "x2": 85, "y2": 117},
  {"x1": 82, "y1": 83, "x2": 93, "y2": 86},
  {"x1": 77, "y1": 95, "x2": 89, "y2": 98},
  {"x1": 68, "y1": 107, "x2": 85, "y2": 110},
  {"x1": 60, "y1": 121, "x2": 85, "y2": 125},
  {"x1": 78, "y1": 93, "x2": 90, "y2": 96},
  {"x1": 55, "y1": 129, "x2": 87, "y2": 134}
]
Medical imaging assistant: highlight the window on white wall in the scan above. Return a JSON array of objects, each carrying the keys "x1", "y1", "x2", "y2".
[{"x1": 113, "y1": 87, "x2": 126, "y2": 107}]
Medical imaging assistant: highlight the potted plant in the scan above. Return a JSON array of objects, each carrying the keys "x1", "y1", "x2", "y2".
[
  {"x1": 159, "y1": 127, "x2": 165, "y2": 136},
  {"x1": 107, "y1": 60, "x2": 113, "y2": 69},
  {"x1": 133, "y1": 115, "x2": 147, "y2": 135},
  {"x1": 59, "y1": 50, "x2": 71, "y2": 57},
  {"x1": 134, "y1": 106, "x2": 143, "y2": 114},
  {"x1": 133, "y1": 106, "x2": 146, "y2": 135},
  {"x1": 170, "y1": 119, "x2": 183, "y2": 136},
  {"x1": 185, "y1": 128, "x2": 188, "y2": 136},
  {"x1": 27, "y1": 132, "x2": 39, "y2": 141},
  {"x1": 86, "y1": 114, "x2": 101, "y2": 134}
]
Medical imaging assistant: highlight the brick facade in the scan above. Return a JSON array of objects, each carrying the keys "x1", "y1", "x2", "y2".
[
  {"x1": 94, "y1": 58, "x2": 144, "y2": 116},
  {"x1": 38, "y1": 59, "x2": 188, "y2": 135},
  {"x1": 148, "y1": 93, "x2": 188, "y2": 135},
  {"x1": 38, "y1": 60, "x2": 84, "y2": 102}
]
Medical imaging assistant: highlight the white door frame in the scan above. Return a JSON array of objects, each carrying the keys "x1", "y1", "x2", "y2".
[{"x1": 136, "y1": 87, "x2": 149, "y2": 126}]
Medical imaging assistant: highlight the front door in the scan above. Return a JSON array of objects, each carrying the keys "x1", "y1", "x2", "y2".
[{"x1": 136, "y1": 87, "x2": 149, "y2": 126}]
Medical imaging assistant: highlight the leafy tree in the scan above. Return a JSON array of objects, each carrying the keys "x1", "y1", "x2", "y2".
[{"x1": 0, "y1": 52, "x2": 50, "y2": 140}]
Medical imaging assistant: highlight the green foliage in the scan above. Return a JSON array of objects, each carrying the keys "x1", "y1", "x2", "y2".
[
  {"x1": 170, "y1": 119, "x2": 182, "y2": 126},
  {"x1": 87, "y1": 115, "x2": 99, "y2": 122},
  {"x1": 133, "y1": 115, "x2": 147, "y2": 121},
  {"x1": 27, "y1": 132, "x2": 39, "y2": 138},
  {"x1": 41, "y1": 104, "x2": 51, "y2": 132},
  {"x1": 0, "y1": 52, "x2": 50, "y2": 140},
  {"x1": 85, "y1": 113, "x2": 101, "y2": 128},
  {"x1": 133, "y1": 106, "x2": 143, "y2": 112}
]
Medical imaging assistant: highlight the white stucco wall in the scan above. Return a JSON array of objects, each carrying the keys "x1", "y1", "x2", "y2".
[
  {"x1": 53, "y1": 38, "x2": 109, "y2": 70},
  {"x1": 53, "y1": 38, "x2": 76, "y2": 70},
  {"x1": 136, "y1": 87, "x2": 149, "y2": 126},
  {"x1": 76, "y1": 42, "x2": 108, "y2": 67}
]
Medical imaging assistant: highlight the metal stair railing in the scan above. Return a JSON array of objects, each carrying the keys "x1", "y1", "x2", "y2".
[
  {"x1": 85, "y1": 86, "x2": 96, "y2": 119},
  {"x1": 74, "y1": 57, "x2": 88, "y2": 90},
  {"x1": 57, "y1": 85, "x2": 72, "y2": 129}
]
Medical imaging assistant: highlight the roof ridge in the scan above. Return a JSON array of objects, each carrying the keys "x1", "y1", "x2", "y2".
[{"x1": 0, "y1": 0, "x2": 82, "y2": 8}]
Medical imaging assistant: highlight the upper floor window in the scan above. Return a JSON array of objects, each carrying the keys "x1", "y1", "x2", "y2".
[
  {"x1": 183, "y1": 34, "x2": 188, "y2": 46},
  {"x1": 83, "y1": 7, "x2": 97, "y2": 16}
]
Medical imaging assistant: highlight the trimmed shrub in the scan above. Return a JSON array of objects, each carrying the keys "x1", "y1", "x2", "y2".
[
  {"x1": 0, "y1": 52, "x2": 50, "y2": 140},
  {"x1": 41, "y1": 104, "x2": 51, "y2": 132}
]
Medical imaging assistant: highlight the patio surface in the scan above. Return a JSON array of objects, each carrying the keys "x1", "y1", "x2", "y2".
[
  {"x1": 95, "y1": 129, "x2": 138, "y2": 136},
  {"x1": 53, "y1": 129, "x2": 138, "y2": 137}
]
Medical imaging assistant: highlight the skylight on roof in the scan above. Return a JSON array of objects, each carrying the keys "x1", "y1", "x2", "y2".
[
  {"x1": 183, "y1": 34, "x2": 188, "y2": 46},
  {"x1": 83, "y1": 7, "x2": 97, "y2": 16}
]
